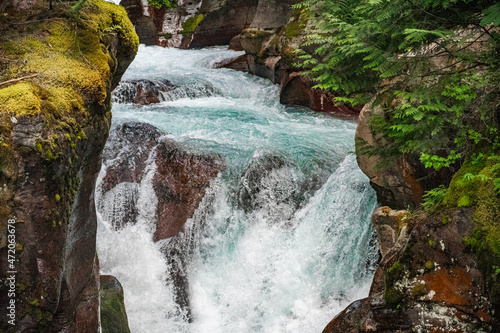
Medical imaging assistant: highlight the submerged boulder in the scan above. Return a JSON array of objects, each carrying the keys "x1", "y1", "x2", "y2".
[
  {"x1": 112, "y1": 79, "x2": 175, "y2": 105},
  {"x1": 237, "y1": 153, "x2": 300, "y2": 217}
]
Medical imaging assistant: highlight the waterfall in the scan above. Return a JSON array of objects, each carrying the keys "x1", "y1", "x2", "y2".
[{"x1": 96, "y1": 45, "x2": 378, "y2": 333}]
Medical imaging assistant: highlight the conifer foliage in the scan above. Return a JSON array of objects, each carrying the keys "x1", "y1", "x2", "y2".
[{"x1": 295, "y1": 0, "x2": 500, "y2": 170}]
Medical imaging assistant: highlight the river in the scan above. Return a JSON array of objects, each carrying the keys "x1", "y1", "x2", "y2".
[{"x1": 95, "y1": 45, "x2": 378, "y2": 333}]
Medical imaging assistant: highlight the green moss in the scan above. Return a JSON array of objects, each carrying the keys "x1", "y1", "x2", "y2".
[
  {"x1": 241, "y1": 28, "x2": 274, "y2": 40},
  {"x1": 385, "y1": 286, "x2": 403, "y2": 308},
  {"x1": 411, "y1": 282, "x2": 429, "y2": 297},
  {"x1": 0, "y1": 0, "x2": 138, "y2": 117},
  {"x1": 442, "y1": 216, "x2": 449, "y2": 225},
  {"x1": 285, "y1": 20, "x2": 302, "y2": 39},
  {"x1": 443, "y1": 153, "x2": 490, "y2": 208},
  {"x1": 101, "y1": 280, "x2": 130, "y2": 333},
  {"x1": 45, "y1": 149, "x2": 54, "y2": 161},
  {"x1": 0, "y1": 82, "x2": 41, "y2": 116},
  {"x1": 181, "y1": 14, "x2": 204, "y2": 34},
  {"x1": 428, "y1": 239, "x2": 436, "y2": 247},
  {"x1": 35, "y1": 142, "x2": 43, "y2": 153},
  {"x1": 456, "y1": 152, "x2": 500, "y2": 311},
  {"x1": 28, "y1": 298, "x2": 40, "y2": 307},
  {"x1": 158, "y1": 32, "x2": 173, "y2": 39}
]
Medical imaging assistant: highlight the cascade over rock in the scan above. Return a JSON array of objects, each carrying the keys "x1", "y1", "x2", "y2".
[
  {"x1": 112, "y1": 79, "x2": 176, "y2": 105},
  {"x1": 99, "y1": 122, "x2": 225, "y2": 241},
  {"x1": 118, "y1": 0, "x2": 359, "y2": 116},
  {"x1": 0, "y1": 0, "x2": 138, "y2": 331},
  {"x1": 220, "y1": 0, "x2": 361, "y2": 117}
]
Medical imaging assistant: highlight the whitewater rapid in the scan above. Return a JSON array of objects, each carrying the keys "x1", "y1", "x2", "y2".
[{"x1": 96, "y1": 45, "x2": 378, "y2": 333}]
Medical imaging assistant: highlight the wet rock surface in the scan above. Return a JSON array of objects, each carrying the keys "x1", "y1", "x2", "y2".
[
  {"x1": 0, "y1": 1, "x2": 138, "y2": 331},
  {"x1": 112, "y1": 79, "x2": 175, "y2": 105},
  {"x1": 98, "y1": 121, "x2": 225, "y2": 321},
  {"x1": 237, "y1": 153, "x2": 296, "y2": 213},
  {"x1": 189, "y1": 0, "x2": 259, "y2": 48},
  {"x1": 152, "y1": 139, "x2": 225, "y2": 241},
  {"x1": 325, "y1": 207, "x2": 496, "y2": 332},
  {"x1": 99, "y1": 122, "x2": 225, "y2": 240}
]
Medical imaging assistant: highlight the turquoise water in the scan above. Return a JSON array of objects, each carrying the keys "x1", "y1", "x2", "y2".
[{"x1": 96, "y1": 45, "x2": 377, "y2": 333}]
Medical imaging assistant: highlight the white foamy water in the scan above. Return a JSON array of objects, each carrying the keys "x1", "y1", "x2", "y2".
[{"x1": 96, "y1": 45, "x2": 377, "y2": 333}]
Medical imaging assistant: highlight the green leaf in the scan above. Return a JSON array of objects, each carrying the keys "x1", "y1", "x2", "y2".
[{"x1": 481, "y1": 3, "x2": 500, "y2": 27}]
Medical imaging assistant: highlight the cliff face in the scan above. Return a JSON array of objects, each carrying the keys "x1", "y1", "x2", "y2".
[
  {"x1": 120, "y1": 0, "x2": 359, "y2": 116},
  {"x1": 323, "y1": 102, "x2": 500, "y2": 331},
  {"x1": 120, "y1": 0, "x2": 257, "y2": 48},
  {"x1": 0, "y1": 1, "x2": 138, "y2": 331},
  {"x1": 222, "y1": 0, "x2": 361, "y2": 117}
]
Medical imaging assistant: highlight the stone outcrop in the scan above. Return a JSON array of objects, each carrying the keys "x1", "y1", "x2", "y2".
[
  {"x1": 188, "y1": 0, "x2": 259, "y2": 48},
  {"x1": 152, "y1": 139, "x2": 225, "y2": 241},
  {"x1": 0, "y1": 0, "x2": 138, "y2": 331},
  {"x1": 327, "y1": 102, "x2": 500, "y2": 331},
  {"x1": 120, "y1": 0, "x2": 204, "y2": 47},
  {"x1": 324, "y1": 207, "x2": 496, "y2": 332},
  {"x1": 355, "y1": 102, "x2": 455, "y2": 209},
  {"x1": 100, "y1": 275, "x2": 131, "y2": 333},
  {"x1": 120, "y1": 0, "x2": 260, "y2": 48},
  {"x1": 98, "y1": 122, "x2": 225, "y2": 241},
  {"x1": 220, "y1": 0, "x2": 361, "y2": 117}
]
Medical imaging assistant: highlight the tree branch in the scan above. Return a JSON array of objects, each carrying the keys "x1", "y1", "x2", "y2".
[{"x1": 0, "y1": 74, "x2": 38, "y2": 87}]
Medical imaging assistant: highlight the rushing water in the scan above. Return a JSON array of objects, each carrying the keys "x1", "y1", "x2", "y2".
[{"x1": 96, "y1": 45, "x2": 378, "y2": 333}]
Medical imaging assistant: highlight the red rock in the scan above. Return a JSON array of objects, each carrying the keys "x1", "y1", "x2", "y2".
[
  {"x1": 280, "y1": 74, "x2": 361, "y2": 118},
  {"x1": 218, "y1": 54, "x2": 249, "y2": 72},
  {"x1": 422, "y1": 267, "x2": 473, "y2": 306},
  {"x1": 99, "y1": 122, "x2": 225, "y2": 241},
  {"x1": 153, "y1": 140, "x2": 225, "y2": 241}
]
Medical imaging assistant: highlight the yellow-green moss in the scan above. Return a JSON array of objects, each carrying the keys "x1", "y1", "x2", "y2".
[
  {"x1": 443, "y1": 155, "x2": 491, "y2": 208},
  {"x1": 424, "y1": 260, "x2": 434, "y2": 270},
  {"x1": 411, "y1": 282, "x2": 429, "y2": 297},
  {"x1": 182, "y1": 14, "x2": 204, "y2": 34},
  {"x1": 0, "y1": 0, "x2": 138, "y2": 117},
  {"x1": 0, "y1": 82, "x2": 41, "y2": 116}
]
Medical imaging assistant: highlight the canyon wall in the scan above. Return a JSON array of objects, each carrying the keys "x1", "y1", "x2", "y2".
[
  {"x1": 322, "y1": 101, "x2": 500, "y2": 332},
  {"x1": 120, "y1": 0, "x2": 360, "y2": 116},
  {"x1": 0, "y1": 0, "x2": 138, "y2": 331}
]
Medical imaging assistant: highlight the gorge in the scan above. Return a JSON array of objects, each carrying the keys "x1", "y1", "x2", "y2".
[{"x1": 95, "y1": 45, "x2": 377, "y2": 332}]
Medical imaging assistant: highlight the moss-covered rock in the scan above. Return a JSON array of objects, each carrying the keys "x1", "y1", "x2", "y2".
[
  {"x1": 100, "y1": 275, "x2": 131, "y2": 333},
  {"x1": 0, "y1": 1, "x2": 138, "y2": 332}
]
